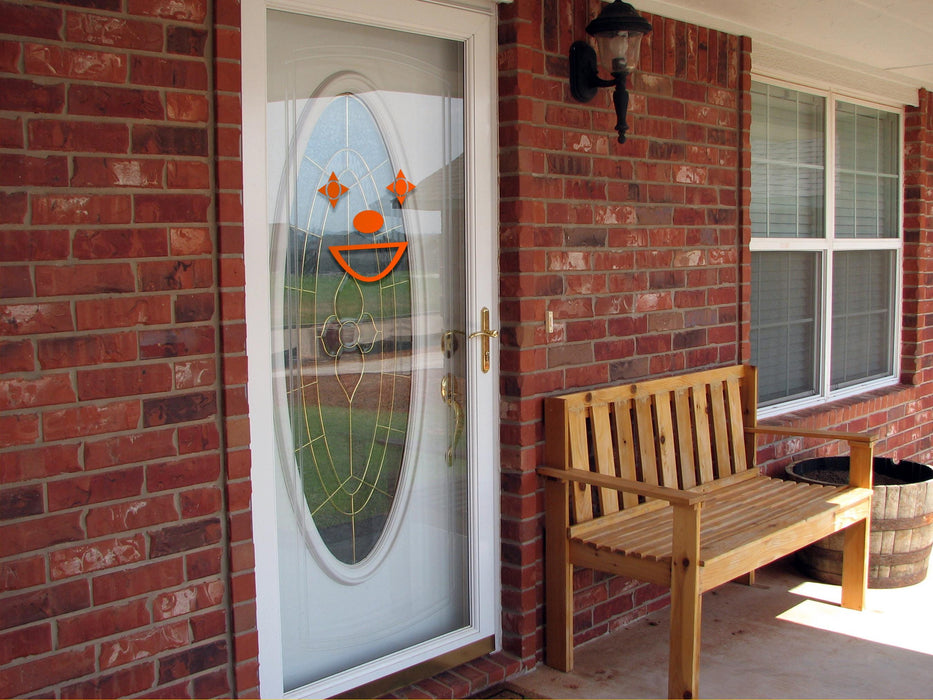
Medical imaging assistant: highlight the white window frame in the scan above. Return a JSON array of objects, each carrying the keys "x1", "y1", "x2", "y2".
[{"x1": 750, "y1": 76, "x2": 904, "y2": 419}]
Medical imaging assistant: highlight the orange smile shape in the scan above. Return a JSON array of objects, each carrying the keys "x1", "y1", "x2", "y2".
[{"x1": 329, "y1": 209, "x2": 408, "y2": 282}]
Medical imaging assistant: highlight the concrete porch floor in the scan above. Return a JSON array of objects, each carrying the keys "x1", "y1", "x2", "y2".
[{"x1": 509, "y1": 558, "x2": 933, "y2": 699}]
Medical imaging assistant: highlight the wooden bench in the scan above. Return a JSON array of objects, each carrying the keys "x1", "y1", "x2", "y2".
[{"x1": 538, "y1": 365, "x2": 875, "y2": 699}]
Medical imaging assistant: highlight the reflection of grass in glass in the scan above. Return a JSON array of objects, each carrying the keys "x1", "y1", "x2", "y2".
[
  {"x1": 291, "y1": 399, "x2": 408, "y2": 554},
  {"x1": 287, "y1": 271, "x2": 412, "y2": 326}
]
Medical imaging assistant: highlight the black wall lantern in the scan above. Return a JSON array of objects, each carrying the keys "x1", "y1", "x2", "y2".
[{"x1": 570, "y1": 0, "x2": 652, "y2": 143}]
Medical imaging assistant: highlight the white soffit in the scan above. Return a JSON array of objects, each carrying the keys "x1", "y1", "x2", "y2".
[{"x1": 631, "y1": 0, "x2": 933, "y2": 106}]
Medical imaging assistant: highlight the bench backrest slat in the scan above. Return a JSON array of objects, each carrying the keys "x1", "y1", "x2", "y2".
[
  {"x1": 545, "y1": 365, "x2": 758, "y2": 525},
  {"x1": 612, "y1": 398, "x2": 640, "y2": 509}
]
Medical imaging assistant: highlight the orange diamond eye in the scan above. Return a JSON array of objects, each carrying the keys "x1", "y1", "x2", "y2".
[
  {"x1": 318, "y1": 172, "x2": 348, "y2": 208},
  {"x1": 387, "y1": 170, "x2": 416, "y2": 206}
]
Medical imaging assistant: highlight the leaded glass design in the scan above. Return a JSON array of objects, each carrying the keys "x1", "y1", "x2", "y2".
[{"x1": 284, "y1": 93, "x2": 412, "y2": 565}]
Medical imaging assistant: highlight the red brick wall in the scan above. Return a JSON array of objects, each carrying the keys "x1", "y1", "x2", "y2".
[
  {"x1": 497, "y1": 0, "x2": 933, "y2": 669},
  {"x1": 0, "y1": 0, "x2": 257, "y2": 696}
]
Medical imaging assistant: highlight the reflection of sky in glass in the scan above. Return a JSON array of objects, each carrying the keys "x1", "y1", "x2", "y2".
[
  {"x1": 295, "y1": 95, "x2": 402, "y2": 247},
  {"x1": 268, "y1": 92, "x2": 463, "y2": 220}
]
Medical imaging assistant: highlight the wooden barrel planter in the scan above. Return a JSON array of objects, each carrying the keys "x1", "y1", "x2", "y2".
[{"x1": 785, "y1": 457, "x2": 933, "y2": 588}]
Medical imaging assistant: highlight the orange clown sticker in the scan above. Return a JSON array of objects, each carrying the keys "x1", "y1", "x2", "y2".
[{"x1": 328, "y1": 208, "x2": 409, "y2": 282}]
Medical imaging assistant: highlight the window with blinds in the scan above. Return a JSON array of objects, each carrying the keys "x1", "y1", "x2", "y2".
[{"x1": 750, "y1": 81, "x2": 902, "y2": 412}]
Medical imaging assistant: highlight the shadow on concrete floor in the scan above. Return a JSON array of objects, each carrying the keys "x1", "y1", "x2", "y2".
[{"x1": 510, "y1": 558, "x2": 933, "y2": 699}]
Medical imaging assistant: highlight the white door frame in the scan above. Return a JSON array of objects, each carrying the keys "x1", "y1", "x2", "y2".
[{"x1": 241, "y1": 0, "x2": 501, "y2": 696}]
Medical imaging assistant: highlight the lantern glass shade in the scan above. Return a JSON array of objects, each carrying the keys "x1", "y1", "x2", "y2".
[{"x1": 595, "y1": 30, "x2": 643, "y2": 75}]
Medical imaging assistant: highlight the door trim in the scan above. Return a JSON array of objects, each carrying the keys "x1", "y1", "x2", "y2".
[{"x1": 241, "y1": 1, "x2": 500, "y2": 697}]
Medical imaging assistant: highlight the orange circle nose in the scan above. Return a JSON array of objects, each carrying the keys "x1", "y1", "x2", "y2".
[{"x1": 353, "y1": 210, "x2": 383, "y2": 234}]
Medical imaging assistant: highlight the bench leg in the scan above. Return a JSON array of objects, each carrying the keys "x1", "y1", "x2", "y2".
[
  {"x1": 669, "y1": 505, "x2": 702, "y2": 700},
  {"x1": 840, "y1": 516, "x2": 869, "y2": 611},
  {"x1": 734, "y1": 569, "x2": 756, "y2": 586},
  {"x1": 545, "y1": 478, "x2": 574, "y2": 671}
]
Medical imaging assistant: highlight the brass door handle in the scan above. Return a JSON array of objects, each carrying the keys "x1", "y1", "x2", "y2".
[
  {"x1": 440, "y1": 373, "x2": 463, "y2": 467},
  {"x1": 468, "y1": 307, "x2": 498, "y2": 374}
]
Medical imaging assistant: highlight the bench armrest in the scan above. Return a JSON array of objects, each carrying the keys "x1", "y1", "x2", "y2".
[
  {"x1": 744, "y1": 425, "x2": 875, "y2": 445},
  {"x1": 537, "y1": 466, "x2": 704, "y2": 507},
  {"x1": 744, "y1": 425, "x2": 876, "y2": 489}
]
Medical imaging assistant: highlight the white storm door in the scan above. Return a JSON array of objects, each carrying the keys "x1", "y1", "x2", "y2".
[{"x1": 242, "y1": 1, "x2": 499, "y2": 698}]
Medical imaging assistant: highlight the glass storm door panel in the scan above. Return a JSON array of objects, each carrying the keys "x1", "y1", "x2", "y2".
[{"x1": 263, "y1": 7, "x2": 490, "y2": 695}]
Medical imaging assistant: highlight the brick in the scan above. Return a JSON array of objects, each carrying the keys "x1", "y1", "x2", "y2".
[
  {"x1": 36, "y1": 263, "x2": 135, "y2": 296},
  {"x1": 146, "y1": 454, "x2": 221, "y2": 492},
  {"x1": 0, "y1": 302, "x2": 74, "y2": 335},
  {"x1": 173, "y1": 358, "x2": 216, "y2": 390},
  {"x1": 139, "y1": 259, "x2": 213, "y2": 291},
  {"x1": 177, "y1": 422, "x2": 219, "y2": 454},
  {"x1": 28, "y1": 119, "x2": 129, "y2": 152},
  {"x1": 0, "y1": 623, "x2": 52, "y2": 666},
  {"x1": 0, "y1": 230, "x2": 70, "y2": 262},
  {"x1": 92, "y1": 558, "x2": 185, "y2": 605},
  {"x1": 131, "y1": 55, "x2": 208, "y2": 89},
  {"x1": 24, "y1": 44, "x2": 127, "y2": 83},
  {"x1": 0, "y1": 374, "x2": 75, "y2": 411},
  {"x1": 76, "y1": 295, "x2": 172, "y2": 330},
  {"x1": 32, "y1": 195, "x2": 132, "y2": 226},
  {"x1": 152, "y1": 579, "x2": 224, "y2": 621},
  {"x1": 132, "y1": 125, "x2": 207, "y2": 156},
  {"x1": 175, "y1": 293, "x2": 214, "y2": 322},
  {"x1": 100, "y1": 620, "x2": 190, "y2": 670},
  {"x1": 0, "y1": 154, "x2": 68, "y2": 186},
  {"x1": 37, "y1": 331, "x2": 137, "y2": 369},
  {"x1": 0, "y1": 117, "x2": 23, "y2": 148},
  {"x1": 0, "y1": 191, "x2": 27, "y2": 223},
  {"x1": 0, "y1": 76, "x2": 65, "y2": 113},
  {"x1": 142, "y1": 391, "x2": 217, "y2": 427},
  {"x1": 43, "y1": 399, "x2": 141, "y2": 441},
  {"x1": 158, "y1": 640, "x2": 227, "y2": 684},
  {"x1": 150, "y1": 517, "x2": 221, "y2": 557},
  {"x1": 0, "y1": 511, "x2": 84, "y2": 558},
  {"x1": 48, "y1": 468, "x2": 145, "y2": 512},
  {"x1": 0, "y1": 2, "x2": 62, "y2": 40},
  {"x1": 0, "y1": 579, "x2": 89, "y2": 631},
  {"x1": 128, "y1": 0, "x2": 208, "y2": 22},
  {"x1": 0, "y1": 485, "x2": 43, "y2": 520},
  {"x1": 84, "y1": 430, "x2": 175, "y2": 469},
  {"x1": 192, "y1": 668, "x2": 230, "y2": 698},
  {"x1": 169, "y1": 227, "x2": 212, "y2": 255},
  {"x1": 139, "y1": 326, "x2": 215, "y2": 358},
  {"x1": 66, "y1": 12, "x2": 163, "y2": 51},
  {"x1": 61, "y1": 662, "x2": 155, "y2": 699},
  {"x1": 86, "y1": 494, "x2": 179, "y2": 537},
  {"x1": 186, "y1": 546, "x2": 222, "y2": 579},
  {"x1": 134, "y1": 193, "x2": 211, "y2": 223},
  {"x1": 0, "y1": 265, "x2": 33, "y2": 298},
  {"x1": 77, "y1": 363, "x2": 173, "y2": 400},
  {"x1": 0, "y1": 646, "x2": 95, "y2": 697},
  {"x1": 166, "y1": 25, "x2": 208, "y2": 56},
  {"x1": 71, "y1": 159, "x2": 164, "y2": 189},
  {"x1": 0, "y1": 443, "x2": 81, "y2": 480},
  {"x1": 69, "y1": 83, "x2": 165, "y2": 119},
  {"x1": 0, "y1": 555, "x2": 46, "y2": 592},
  {"x1": 179, "y1": 487, "x2": 223, "y2": 518},
  {"x1": 50, "y1": 535, "x2": 146, "y2": 580},
  {"x1": 166, "y1": 157, "x2": 210, "y2": 186}
]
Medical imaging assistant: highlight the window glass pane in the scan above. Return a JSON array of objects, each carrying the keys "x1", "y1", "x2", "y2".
[
  {"x1": 831, "y1": 251, "x2": 894, "y2": 389},
  {"x1": 835, "y1": 102, "x2": 899, "y2": 239},
  {"x1": 751, "y1": 252, "x2": 820, "y2": 404},
  {"x1": 750, "y1": 81, "x2": 825, "y2": 239}
]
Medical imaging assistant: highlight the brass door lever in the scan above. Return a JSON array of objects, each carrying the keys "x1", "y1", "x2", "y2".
[{"x1": 468, "y1": 307, "x2": 498, "y2": 374}]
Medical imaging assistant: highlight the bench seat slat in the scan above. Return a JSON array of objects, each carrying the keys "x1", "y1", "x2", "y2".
[{"x1": 574, "y1": 478, "x2": 870, "y2": 570}]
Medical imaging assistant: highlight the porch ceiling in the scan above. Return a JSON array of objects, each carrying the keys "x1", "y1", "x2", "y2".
[{"x1": 634, "y1": 0, "x2": 933, "y2": 104}]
